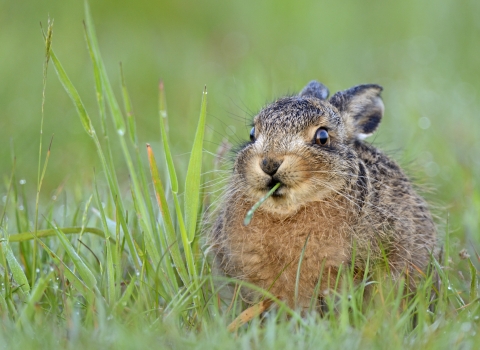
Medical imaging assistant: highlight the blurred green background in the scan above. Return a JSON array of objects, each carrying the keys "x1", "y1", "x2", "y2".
[{"x1": 1, "y1": 1, "x2": 479, "y2": 244}]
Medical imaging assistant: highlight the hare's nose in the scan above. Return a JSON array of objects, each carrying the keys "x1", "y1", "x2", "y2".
[{"x1": 260, "y1": 158, "x2": 282, "y2": 176}]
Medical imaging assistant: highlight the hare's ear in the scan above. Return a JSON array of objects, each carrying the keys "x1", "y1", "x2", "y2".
[
  {"x1": 299, "y1": 80, "x2": 329, "y2": 100},
  {"x1": 329, "y1": 84, "x2": 384, "y2": 139}
]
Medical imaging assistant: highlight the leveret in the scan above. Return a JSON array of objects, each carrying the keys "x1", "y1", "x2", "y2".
[{"x1": 209, "y1": 81, "x2": 437, "y2": 310}]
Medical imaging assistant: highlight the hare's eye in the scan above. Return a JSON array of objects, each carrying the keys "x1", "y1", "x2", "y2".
[
  {"x1": 315, "y1": 128, "x2": 329, "y2": 145},
  {"x1": 250, "y1": 127, "x2": 256, "y2": 142}
]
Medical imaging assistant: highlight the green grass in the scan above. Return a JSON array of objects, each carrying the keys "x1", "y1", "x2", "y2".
[{"x1": 1, "y1": 1, "x2": 480, "y2": 349}]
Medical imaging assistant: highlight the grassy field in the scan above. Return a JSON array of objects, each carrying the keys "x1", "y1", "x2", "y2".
[{"x1": 1, "y1": 0, "x2": 480, "y2": 348}]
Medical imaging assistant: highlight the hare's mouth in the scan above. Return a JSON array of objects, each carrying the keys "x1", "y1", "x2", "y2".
[{"x1": 266, "y1": 179, "x2": 284, "y2": 197}]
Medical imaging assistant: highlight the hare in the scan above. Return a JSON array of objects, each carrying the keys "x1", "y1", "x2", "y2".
[{"x1": 209, "y1": 81, "x2": 438, "y2": 310}]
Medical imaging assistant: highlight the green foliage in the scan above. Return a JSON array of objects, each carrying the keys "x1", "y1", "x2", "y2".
[{"x1": 0, "y1": 1, "x2": 480, "y2": 349}]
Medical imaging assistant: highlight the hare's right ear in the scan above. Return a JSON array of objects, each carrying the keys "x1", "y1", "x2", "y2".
[{"x1": 329, "y1": 84, "x2": 384, "y2": 140}]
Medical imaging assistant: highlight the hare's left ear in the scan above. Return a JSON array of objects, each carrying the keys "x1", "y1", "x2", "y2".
[
  {"x1": 299, "y1": 80, "x2": 329, "y2": 100},
  {"x1": 329, "y1": 84, "x2": 384, "y2": 139}
]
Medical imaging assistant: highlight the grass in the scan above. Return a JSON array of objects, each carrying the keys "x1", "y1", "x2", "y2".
[{"x1": 1, "y1": 2, "x2": 480, "y2": 349}]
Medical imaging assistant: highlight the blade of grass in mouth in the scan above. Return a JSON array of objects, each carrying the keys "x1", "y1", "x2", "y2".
[{"x1": 244, "y1": 182, "x2": 281, "y2": 226}]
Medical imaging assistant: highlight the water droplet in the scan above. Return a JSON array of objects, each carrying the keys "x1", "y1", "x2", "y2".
[
  {"x1": 19, "y1": 179, "x2": 26, "y2": 185},
  {"x1": 2, "y1": 196, "x2": 6, "y2": 203},
  {"x1": 425, "y1": 161, "x2": 440, "y2": 177},
  {"x1": 117, "y1": 129, "x2": 125, "y2": 136},
  {"x1": 51, "y1": 195, "x2": 57, "y2": 201},
  {"x1": 19, "y1": 205, "x2": 24, "y2": 211},
  {"x1": 36, "y1": 268, "x2": 40, "y2": 273},
  {"x1": 461, "y1": 322, "x2": 472, "y2": 332},
  {"x1": 418, "y1": 117, "x2": 431, "y2": 130}
]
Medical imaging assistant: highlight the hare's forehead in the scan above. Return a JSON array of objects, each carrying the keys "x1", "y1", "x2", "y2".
[{"x1": 254, "y1": 97, "x2": 341, "y2": 134}]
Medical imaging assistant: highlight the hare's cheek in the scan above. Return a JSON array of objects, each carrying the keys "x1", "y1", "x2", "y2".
[{"x1": 277, "y1": 155, "x2": 312, "y2": 186}]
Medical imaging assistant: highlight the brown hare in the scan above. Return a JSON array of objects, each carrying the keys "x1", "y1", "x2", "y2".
[{"x1": 209, "y1": 81, "x2": 438, "y2": 311}]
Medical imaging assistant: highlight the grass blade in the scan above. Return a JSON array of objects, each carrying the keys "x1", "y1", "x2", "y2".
[
  {"x1": 184, "y1": 86, "x2": 207, "y2": 243},
  {"x1": 35, "y1": 237, "x2": 94, "y2": 298},
  {"x1": 468, "y1": 258, "x2": 477, "y2": 301},
  {"x1": 16, "y1": 271, "x2": 54, "y2": 329},
  {"x1": 51, "y1": 223, "x2": 97, "y2": 290},
  {"x1": 0, "y1": 239, "x2": 30, "y2": 298},
  {"x1": 244, "y1": 182, "x2": 281, "y2": 226},
  {"x1": 8, "y1": 227, "x2": 109, "y2": 243}
]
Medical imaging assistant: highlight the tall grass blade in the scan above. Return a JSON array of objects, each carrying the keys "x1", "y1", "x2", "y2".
[
  {"x1": 184, "y1": 86, "x2": 207, "y2": 242},
  {"x1": 158, "y1": 81, "x2": 178, "y2": 193},
  {"x1": 33, "y1": 19, "x2": 54, "y2": 284},
  {"x1": 84, "y1": 3, "x2": 157, "y2": 266},
  {"x1": 146, "y1": 144, "x2": 189, "y2": 285},
  {"x1": 157, "y1": 82, "x2": 197, "y2": 282},
  {"x1": 120, "y1": 63, "x2": 137, "y2": 145},
  {"x1": 84, "y1": 2, "x2": 125, "y2": 136},
  {"x1": 50, "y1": 51, "x2": 94, "y2": 136}
]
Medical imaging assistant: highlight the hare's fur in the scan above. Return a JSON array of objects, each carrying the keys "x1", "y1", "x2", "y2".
[{"x1": 209, "y1": 81, "x2": 437, "y2": 310}]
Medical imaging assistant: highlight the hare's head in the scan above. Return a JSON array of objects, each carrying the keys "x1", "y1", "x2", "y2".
[{"x1": 232, "y1": 81, "x2": 384, "y2": 214}]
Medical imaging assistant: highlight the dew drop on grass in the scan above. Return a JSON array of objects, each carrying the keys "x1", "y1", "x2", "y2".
[
  {"x1": 18, "y1": 205, "x2": 24, "y2": 211},
  {"x1": 2, "y1": 196, "x2": 6, "y2": 203},
  {"x1": 36, "y1": 268, "x2": 40, "y2": 273},
  {"x1": 19, "y1": 179, "x2": 26, "y2": 185},
  {"x1": 461, "y1": 322, "x2": 472, "y2": 332},
  {"x1": 52, "y1": 195, "x2": 57, "y2": 201},
  {"x1": 425, "y1": 161, "x2": 440, "y2": 177},
  {"x1": 418, "y1": 117, "x2": 431, "y2": 129}
]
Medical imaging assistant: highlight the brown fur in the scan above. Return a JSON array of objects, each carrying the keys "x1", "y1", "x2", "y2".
[{"x1": 208, "y1": 81, "x2": 437, "y2": 311}]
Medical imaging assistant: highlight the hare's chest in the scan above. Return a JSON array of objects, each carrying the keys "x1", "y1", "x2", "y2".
[{"x1": 225, "y1": 209, "x2": 353, "y2": 285}]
